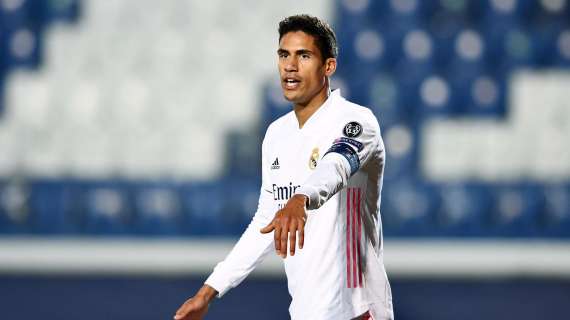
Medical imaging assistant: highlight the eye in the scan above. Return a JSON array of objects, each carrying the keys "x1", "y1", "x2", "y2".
[
  {"x1": 301, "y1": 53, "x2": 310, "y2": 59},
  {"x1": 278, "y1": 52, "x2": 288, "y2": 58}
]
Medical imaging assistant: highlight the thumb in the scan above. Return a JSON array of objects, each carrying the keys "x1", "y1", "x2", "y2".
[
  {"x1": 260, "y1": 222, "x2": 275, "y2": 234},
  {"x1": 174, "y1": 310, "x2": 186, "y2": 319},
  {"x1": 174, "y1": 307, "x2": 188, "y2": 319},
  {"x1": 174, "y1": 300, "x2": 193, "y2": 319}
]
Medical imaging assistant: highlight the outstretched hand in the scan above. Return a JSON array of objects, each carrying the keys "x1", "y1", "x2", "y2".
[
  {"x1": 260, "y1": 194, "x2": 307, "y2": 258},
  {"x1": 174, "y1": 285, "x2": 217, "y2": 320}
]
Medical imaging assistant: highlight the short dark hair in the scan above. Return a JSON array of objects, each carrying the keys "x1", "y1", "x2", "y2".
[{"x1": 278, "y1": 14, "x2": 338, "y2": 60}]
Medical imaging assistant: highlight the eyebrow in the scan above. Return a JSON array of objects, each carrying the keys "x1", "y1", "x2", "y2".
[{"x1": 277, "y1": 48, "x2": 314, "y2": 55}]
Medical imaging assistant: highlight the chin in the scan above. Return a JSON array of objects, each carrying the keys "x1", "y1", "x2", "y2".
[{"x1": 283, "y1": 91, "x2": 299, "y2": 102}]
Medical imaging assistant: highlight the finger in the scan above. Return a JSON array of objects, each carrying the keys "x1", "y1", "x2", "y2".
[
  {"x1": 260, "y1": 221, "x2": 275, "y2": 234},
  {"x1": 289, "y1": 221, "x2": 297, "y2": 256},
  {"x1": 274, "y1": 218, "x2": 282, "y2": 255},
  {"x1": 280, "y1": 218, "x2": 289, "y2": 258},
  {"x1": 174, "y1": 302, "x2": 190, "y2": 319},
  {"x1": 298, "y1": 219, "x2": 305, "y2": 249}
]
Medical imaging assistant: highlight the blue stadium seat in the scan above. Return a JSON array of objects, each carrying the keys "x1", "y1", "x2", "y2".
[
  {"x1": 429, "y1": 0, "x2": 483, "y2": 23},
  {"x1": 180, "y1": 181, "x2": 227, "y2": 236},
  {"x1": 382, "y1": 123, "x2": 418, "y2": 183},
  {"x1": 390, "y1": 28, "x2": 437, "y2": 117},
  {"x1": 335, "y1": 0, "x2": 374, "y2": 46},
  {"x1": 417, "y1": 73, "x2": 457, "y2": 118},
  {"x1": 0, "y1": 180, "x2": 30, "y2": 233},
  {"x1": 382, "y1": 178, "x2": 438, "y2": 237},
  {"x1": 480, "y1": 0, "x2": 536, "y2": 26},
  {"x1": 336, "y1": 25, "x2": 395, "y2": 105},
  {"x1": 0, "y1": 25, "x2": 42, "y2": 70},
  {"x1": 488, "y1": 183, "x2": 544, "y2": 237},
  {"x1": 0, "y1": 0, "x2": 45, "y2": 70},
  {"x1": 371, "y1": 0, "x2": 430, "y2": 30},
  {"x1": 435, "y1": 182, "x2": 493, "y2": 237},
  {"x1": 0, "y1": 0, "x2": 79, "y2": 26},
  {"x1": 220, "y1": 177, "x2": 261, "y2": 235},
  {"x1": 531, "y1": 22, "x2": 566, "y2": 67},
  {"x1": 38, "y1": 0, "x2": 81, "y2": 24},
  {"x1": 260, "y1": 83, "x2": 291, "y2": 134},
  {"x1": 379, "y1": 21, "x2": 424, "y2": 68},
  {"x1": 483, "y1": 26, "x2": 538, "y2": 73},
  {"x1": 541, "y1": 184, "x2": 570, "y2": 237},
  {"x1": 340, "y1": 74, "x2": 372, "y2": 107},
  {"x1": 368, "y1": 72, "x2": 406, "y2": 124},
  {"x1": 463, "y1": 73, "x2": 506, "y2": 118},
  {"x1": 551, "y1": 29, "x2": 570, "y2": 67},
  {"x1": 529, "y1": 0, "x2": 569, "y2": 25},
  {"x1": 133, "y1": 182, "x2": 182, "y2": 236},
  {"x1": 397, "y1": 57, "x2": 435, "y2": 88},
  {"x1": 337, "y1": 28, "x2": 389, "y2": 84},
  {"x1": 81, "y1": 181, "x2": 132, "y2": 235},
  {"x1": 181, "y1": 178, "x2": 265, "y2": 237},
  {"x1": 0, "y1": 70, "x2": 5, "y2": 114},
  {"x1": 446, "y1": 57, "x2": 490, "y2": 115},
  {"x1": 0, "y1": 0, "x2": 36, "y2": 28},
  {"x1": 224, "y1": 131, "x2": 261, "y2": 179},
  {"x1": 429, "y1": 25, "x2": 460, "y2": 70},
  {"x1": 28, "y1": 179, "x2": 79, "y2": 234}
]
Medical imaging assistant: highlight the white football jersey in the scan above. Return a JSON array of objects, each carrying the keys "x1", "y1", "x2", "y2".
[{"x1": 206, "y1": 89, "x2": 394, "y2": 320}]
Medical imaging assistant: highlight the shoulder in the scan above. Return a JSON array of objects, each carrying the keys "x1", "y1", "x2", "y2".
[
  {"x1": 341, "y1": 99, "x2": 377, "y2": 120},
  {"x1": 266, "y1": 111, "x2": 294, "y2": 134},
  {"x1": 262, "y1": 110, "x2": 294, "y2": 143},
  {"x1": 333, "y1": 97, "x2": 380, "y2": 136}
]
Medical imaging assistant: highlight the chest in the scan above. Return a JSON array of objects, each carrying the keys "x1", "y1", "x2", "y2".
[{"x1": 266, "y1": 123, "x2": 340, "y2": 192}]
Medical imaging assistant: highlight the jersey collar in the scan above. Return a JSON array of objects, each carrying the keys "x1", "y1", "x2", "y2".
[{"x1": 292, "y1": 89, "x2": 342, "y2": 132}]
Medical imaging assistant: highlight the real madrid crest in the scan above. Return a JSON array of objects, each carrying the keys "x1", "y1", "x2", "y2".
[{"x1": 309, "y1": 147, "x2": 319, "y2": 170}]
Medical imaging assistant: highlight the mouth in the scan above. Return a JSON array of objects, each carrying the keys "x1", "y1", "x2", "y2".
[{"x1": 282, "y1": 77, "x2": 301, "y2": 90}]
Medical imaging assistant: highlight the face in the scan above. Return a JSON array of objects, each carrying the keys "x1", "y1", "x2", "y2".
[{"x1": 277, "y1": 31, "x2": 336, "y2": 106}]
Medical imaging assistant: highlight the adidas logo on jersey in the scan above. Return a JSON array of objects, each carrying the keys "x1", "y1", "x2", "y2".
[{"x1": 271, "y1": 158, "x2": 280, "y2": 170}]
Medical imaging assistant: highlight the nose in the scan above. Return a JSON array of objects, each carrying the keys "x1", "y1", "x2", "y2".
[{"x1": 284, "y1": 56, "x2": 298, "y2": 72}]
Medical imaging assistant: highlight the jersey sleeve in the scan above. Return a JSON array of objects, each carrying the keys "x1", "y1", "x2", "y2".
[
  {"x1": 295, "y1": 111, "x2": 382, "y2": 210},
  {"x1": 204, "y1": 135, "x2": 276, "y2": 297}
]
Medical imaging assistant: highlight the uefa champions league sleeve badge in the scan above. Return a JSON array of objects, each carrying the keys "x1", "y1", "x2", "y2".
[
  {"x1": 343, "y1": 121, "x2": 362, "y2": 138},
  {"x1": 309, "y1": 147, "x2": 319, "y2": 169}
]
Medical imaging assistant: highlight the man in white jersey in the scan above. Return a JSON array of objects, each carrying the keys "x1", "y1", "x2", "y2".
[{"x1": 174, "y1": 14, "x2": 393, "y2": 320}]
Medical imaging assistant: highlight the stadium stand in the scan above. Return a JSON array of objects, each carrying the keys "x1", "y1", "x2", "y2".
[{"x1": 0, "y1": 0, "x2": 569, "y2": 240}]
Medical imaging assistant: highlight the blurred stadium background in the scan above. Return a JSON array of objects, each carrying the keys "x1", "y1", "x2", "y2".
[{"x1": 1, "y1": 0, "x2": 570, "y2": 319}]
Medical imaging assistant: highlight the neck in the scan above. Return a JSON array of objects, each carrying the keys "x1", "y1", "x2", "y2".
[{"x1": 293, "y1": 83, "x2": 330, "y2": 129}]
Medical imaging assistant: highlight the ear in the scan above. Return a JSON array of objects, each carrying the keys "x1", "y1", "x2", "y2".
[{"x1": 324, "y1": 58, "x2": 337, "y2": 77}]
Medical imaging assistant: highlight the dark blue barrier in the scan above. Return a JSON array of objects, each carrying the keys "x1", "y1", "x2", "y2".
[{"x1": 0, "y1": 275, "x2": 568, "y2": 320}]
